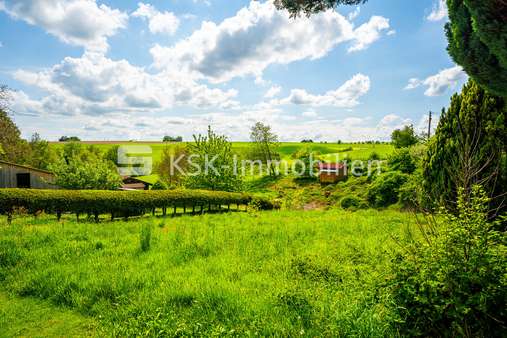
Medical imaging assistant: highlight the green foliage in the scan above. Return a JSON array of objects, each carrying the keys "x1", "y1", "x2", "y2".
[
  {"x1": 273, "y1": 0, "x2": 366, "y2": 17},
  {"x1": 0, "y1": 109, "x2": 30, "y2": 163},
  {"x1": 0, "y1": 189, "x2": 275, "y2": 218},
  {"x1": 58, "y1": 136, "x2": 81, "y2": 142},
  {"x1": 368, "y1": 151, "x2": 380, "y2": 161},
  {"x1": 339, "y1": 195, "x2": 366, "y2": 210},
  {"x1": 398, "y1": 171, "x2": 425, "y2": 210},
  {"x1": 151, "y1": 180, "x2": 168, "y2": 190},
  {"x1": 389, "y1": 186, "x2": 507, "y2": 336},
  {"x1": 250, "y1": 122, "x2": 280, "y2": 176},
  {"x1": 186, "y1": 126, "x2": 243, "y2": 192},
  {"x1": 292, "y1": 146, "x2": 317, "y2": 178},
  {"x1": 163, "y1": 135, "x2": 183, "y2": 142},
  {"x1": 391, "y1": 125, "x2": 418, "y2": 148},
  {"x1": 103, "y1": 145, "x2": 119, "y2": 166},
  {"x1": 28, "y1": 133, "x2": 57, "y2": 170},
  {"x1": 367, "y1": 171, "x2": 408, "y2": 208},
  {"x1": 423, "y1": 80, "x2": 507, "y2": 214},
  {"x1": 387, "y1": 148, "x2": 416, "y2": 174},
  {"x1": 446, "y1": 0, "x2": 507, "y2": 97},
  {"x1": 49, "y1": 158, "x2": 121, "y2": 190},
  {"x1": 139, "y1": 224, "x2": 152, "y2": 252},
  {"x1": 155, "y1": 144, "x2": 189, "y2": 187}
]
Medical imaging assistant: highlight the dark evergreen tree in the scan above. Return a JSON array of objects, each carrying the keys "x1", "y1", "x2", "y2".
[
  {"x1": 423, "y1": 80, "x2": 507, "y2": 216},
  {"x1": 446, "y1": 0, "x2": 507, "y2": 97}
]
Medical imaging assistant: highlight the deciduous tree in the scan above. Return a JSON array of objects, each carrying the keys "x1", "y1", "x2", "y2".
[
  {"x1": 273, "y1": 0, "x2": 366, "y2": 17},
  {"x1": 0, "y1": 97, "x2": 30, "y2": 163},
  {"x1": 186, "y1": 126, "x2": 242, "y2": 192},
  {"x1": 49, "y1": 144, "x2": 122, "y2": 190},
  {"x1": 155, "y1": 144, "x2": 189, "y2": 187},
  {"x1": 391, "y1": 125, "x2": 418, "y2": 148},
  {"x1": 250, "y1": 122, "x2": 280, "y2": 176},
  {"x1": 28, "y1": 133, "x2": 57, "y2": 170}
]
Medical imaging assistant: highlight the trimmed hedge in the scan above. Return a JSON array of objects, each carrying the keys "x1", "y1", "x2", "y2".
[{"x1": 0, "y1": 189, "x2": 276, "y2": 220}]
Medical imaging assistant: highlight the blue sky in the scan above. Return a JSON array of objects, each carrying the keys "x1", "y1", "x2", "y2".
[{"x1": 0, "y1": 0, "x2": 467, "y2": 141}]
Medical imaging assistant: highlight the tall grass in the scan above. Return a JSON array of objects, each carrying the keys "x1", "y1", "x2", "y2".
[
  {"x1": 139, "y1": 223, "x2": 152, "y2": 252},
  {"x1": 0, "y1": 210, "x2": 411, "y2": 336}
]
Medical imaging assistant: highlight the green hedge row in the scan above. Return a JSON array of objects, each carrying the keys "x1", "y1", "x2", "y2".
[{"x1": 0, "y1": 189, "x2": 276, "y2": 220}]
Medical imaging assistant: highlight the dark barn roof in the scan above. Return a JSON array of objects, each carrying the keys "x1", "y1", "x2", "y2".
[
  {"x1": 318, "y1": 163, "x2": 345, "y2": 170},
  {"x1": 0, "y1": 160, "x2": 54, "y2": 175}
]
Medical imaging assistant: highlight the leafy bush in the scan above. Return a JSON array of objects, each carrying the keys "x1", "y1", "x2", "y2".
[
  {"x1": 340, "y1": 196, "x2": 366, "y2": 210},
  {"x1": 368, "y1": 152, "x2": 380, "y2": 161},
  {"x1": 367, "y1": 171, "x2": 408, "y2": 208},
  {"x1": 388, "y1": 148, "x2": 416, "y2": 174},
  {"x1": 0, "y1": 189, "x2": 276, "y2": 221},
  {"x1": 388, "y1": 186, "x2": 507, "y2": 336},
  {"x1": 292, "y1": 146, "x2": 317, "y2": 178},
  {"x1": 151, "y1": 180, "x2": 168, "y2": 190},
  {"x1": 397, "y1": 173, "x2": 423, "y2": 210}
]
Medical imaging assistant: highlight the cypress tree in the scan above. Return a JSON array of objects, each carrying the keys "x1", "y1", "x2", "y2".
[
  {"x1": 423, "y1": 79, "x2": 507, "y2": 216},
  {"x1": 446, "y1": 0, "x2": 507, "y2": 97}
]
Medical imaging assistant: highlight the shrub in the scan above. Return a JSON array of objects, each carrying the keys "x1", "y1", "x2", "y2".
[
  {"x1": 151, "y1": 180, "x2": 168, "y2": 190},
  {"x1": 388, "y1": 186, "x2": 507, "y2": 336},
  {"x1": 367, "y1": 171, "x2": 408, "y2": 208},
  {"x1": 340, "y1": 196, "x2": 365, "y2": 210},
  {"x1": 398, "y1": 178, "x2": 420, "y2": 210},
  {"x1": 388, "y1": 148, "x2": 416, "y2": 174},
  {"x1": 368, "y1": 152, "x2": 380, "y2": 161},
  {"x1": 0, "y1": 189, "x2": 275, "y2": 221}
]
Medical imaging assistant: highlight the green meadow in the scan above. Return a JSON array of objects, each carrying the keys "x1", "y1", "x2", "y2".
[
  {"x1": 0, "y1": 209, "x2": 412, "y2": 336},
  {"x1": 50, "y1": 142, "x2": 395, "y2": 162}
]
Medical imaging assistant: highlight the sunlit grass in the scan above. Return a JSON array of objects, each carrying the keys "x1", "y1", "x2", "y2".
[{"x1": 0, "y1": 209, "x2": 411, "y2": 336}]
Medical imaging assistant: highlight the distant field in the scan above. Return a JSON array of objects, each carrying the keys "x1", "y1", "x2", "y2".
[
  {"x1": 50, "y1": 141, "x2": 394, "y2": 162},
  {"x1": 0, "y1": 209, "x2": 412, "y2": 336}
]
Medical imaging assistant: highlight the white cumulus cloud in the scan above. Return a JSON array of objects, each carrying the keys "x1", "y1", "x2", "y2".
[
  {"x1": 427, "y1": 0, "x2": 448, "y2": 21},
  {"x1": 277, "y1": 74, "x2": 370, "y2": 108},
  {"x1": 405, "y1": 66, "x2": 467, "y2": 96},
  {"x1": 12, "y1": 51, "x2": 239, "y2": 116},
  {"x1": 132, "y1": 2, "x2": 180, "y2": 35},
  {"x1": 348, "y1": 16, "x2": 390, "y2": 53},
  {"x1": 150, "y1": 1, "x2": 390, "y2": 83},
  {"x1": 0, "y1": 0, "x2": 128, "y2": 52},
  {"x1": 264, "y1": 85, "x2": 281, "y2": 98}
]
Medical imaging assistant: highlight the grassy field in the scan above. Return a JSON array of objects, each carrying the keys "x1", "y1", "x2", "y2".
[
  {"x1": 50, "y1": 141, "x2": 394, "y2": 163},
  {"x1": 0, "y1": 209, "x2": 412, "y2": 336}
]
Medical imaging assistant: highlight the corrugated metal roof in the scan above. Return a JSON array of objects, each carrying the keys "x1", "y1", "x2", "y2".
[{"x1": 0, "y1": 160, "x2": 54, "y2": 175}]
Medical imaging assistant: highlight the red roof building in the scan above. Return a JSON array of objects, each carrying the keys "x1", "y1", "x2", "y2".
[{"x1": 318, "y1": 162, "x2": 347, "y2": 184}]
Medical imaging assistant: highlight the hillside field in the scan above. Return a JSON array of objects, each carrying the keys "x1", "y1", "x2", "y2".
[
  {"x1": 0, "y1": 209, "x2": 413, "y2": 336},
  {"x1": 49, "y1": 142, "x2": 395, "y2": 163}
]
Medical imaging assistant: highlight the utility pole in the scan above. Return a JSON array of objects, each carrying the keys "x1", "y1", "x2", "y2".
[{"x1": 427, "y1": 111, "x2": 432, "y2": 140}]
